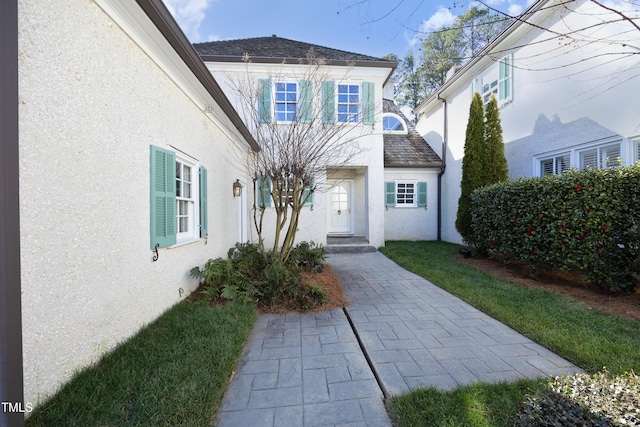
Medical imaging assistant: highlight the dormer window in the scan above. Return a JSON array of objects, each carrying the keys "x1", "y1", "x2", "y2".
[{"x1": 382, "y1": 113, "x2": 407, "y2": 133}]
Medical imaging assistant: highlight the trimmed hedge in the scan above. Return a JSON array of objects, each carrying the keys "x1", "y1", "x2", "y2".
[{"x1": 470, "y1": 166, "x2": 640, "y2": 292}]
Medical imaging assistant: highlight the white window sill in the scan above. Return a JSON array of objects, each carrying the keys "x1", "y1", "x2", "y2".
[{"x1": 170, "y1": 237, "x2": 204, "y2": 249}]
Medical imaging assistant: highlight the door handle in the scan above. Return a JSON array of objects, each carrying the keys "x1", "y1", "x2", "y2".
[{"x1": 338, "y1": 210, "x2": 341, "y2": 215}]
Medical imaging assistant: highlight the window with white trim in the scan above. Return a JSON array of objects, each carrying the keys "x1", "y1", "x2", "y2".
[
  {"x1": 471, "y1": 54, "x2": 513, "y2": 107},
  {"x1": 540, "y1": 153, "x2": 570, "y2": 176},
  {"x1": 579, "y1": 143, "x2": 621, "y2": 170},
  {"x1": 396, "y1": 182, "x2": 416, "y2": 206},
  {"x1": 633, "y1": 138, "x2": 640, "y2": 163},
  {"x1": 385, "y1": 181, "x2": 427, "y2": 208},
  {"x1": 150, "y1": 145, "x2": 207, "y2": 249},
  {"x1": 338, "y1": 84, "x2": 360, "y2": 123},
  {"x1": 274, "y1": 82, "x2": 297, "y2": 122},
  {"x1": 382, "y1": 113, "x2": 407, "y2": 133},
  {"x1": 175, "y1": 157, "x2": 197, "y2": 241}
]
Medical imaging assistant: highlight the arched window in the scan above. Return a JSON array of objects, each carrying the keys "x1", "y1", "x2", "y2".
[{"x1": 382, "y1": 113, "x2": 407, "y2": 133}]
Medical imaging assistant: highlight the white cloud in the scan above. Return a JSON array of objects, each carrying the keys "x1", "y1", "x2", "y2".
[
  {"x1": 508, "y1": 4, "x2": 523, "y2": 16},
  {"x1": 162, "y1": 0, "x2": 214, "y2": 42},
  {"x1": 421, "y1": 6, "x2": 456, "y2": 33},
  {"x1": 407, "y1": 6, "x2": 456, "y2": 47}
]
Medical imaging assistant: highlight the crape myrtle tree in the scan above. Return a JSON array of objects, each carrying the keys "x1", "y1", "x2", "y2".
[{"x1": 225, "y1": 50, "x2": 374, "y2": 262}]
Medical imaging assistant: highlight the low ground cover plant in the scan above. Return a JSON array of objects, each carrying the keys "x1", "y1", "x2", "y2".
[
  {"x1": 190, "y1": 241, "x2": 328, "y2": 310},
  {"x1": 514, "y1": 370, "x2": 640, "y2": 426},
  {"x1": 470, "y1": 165, "x2": 640, "y2": 292}
]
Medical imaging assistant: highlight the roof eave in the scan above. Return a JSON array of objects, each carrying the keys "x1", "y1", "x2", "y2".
[
  {"x1": 414, "y1": 0, "x2": 551, "y2": 116},
  {"x1": 135, "y1": 0, "x2": 260, "y2": 152}
]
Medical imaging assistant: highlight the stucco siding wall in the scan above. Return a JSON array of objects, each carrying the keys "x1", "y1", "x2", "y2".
[
  {"x1": 208, "y1": 62, "x2": 388, "y2": 248},
  {"x1": 19, "y1": 0, "x2": 250, "y2": 405},
  {"x1": 417, "y1": 0, "x2": 640, "y2": 244},
  {"x1": 384, "y1": 168, "x2": 440, "y2": 241}
]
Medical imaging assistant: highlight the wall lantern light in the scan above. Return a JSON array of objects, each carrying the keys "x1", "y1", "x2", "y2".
[{"x1": 233, "y1": 179, "x2": 242, "y2": 197}]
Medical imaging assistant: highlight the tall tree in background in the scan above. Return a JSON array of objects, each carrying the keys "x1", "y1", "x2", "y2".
[
  {"x1": 484, "y1": 95, "x2": 509, "y2": 183},
  {"x1": 456, "y1": 92, "x2": 486, "y2": 242},
  {"x1": 390, "y1": 7, "x2": 508, "y2": 112}
]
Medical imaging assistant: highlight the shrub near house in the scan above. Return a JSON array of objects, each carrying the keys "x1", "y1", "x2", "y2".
[{"x1": 470, "y1": 165, "x2": 640, "y2": 292}]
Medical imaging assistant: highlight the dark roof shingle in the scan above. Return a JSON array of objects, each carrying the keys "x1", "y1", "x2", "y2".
[
  {"x1": 194, "y1": 36, "x2": 394, "y2": 66},
  {"x1": 383, "y1": 99, "x2": 443, "y2": 168}
]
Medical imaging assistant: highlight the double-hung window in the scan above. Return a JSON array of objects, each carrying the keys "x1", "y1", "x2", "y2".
[
  {"x1": 275, "y1": 82, "x2": 297, "y2": 122},
  {"x1": 150, "y1": 145, "x2": 207, "y2": 249},
  {"x1": 385, "y1": 181, "x2": 427, "y2": 208},
  {"x1": 338, "y1": 84, "x2": 360, "y2": 123}
]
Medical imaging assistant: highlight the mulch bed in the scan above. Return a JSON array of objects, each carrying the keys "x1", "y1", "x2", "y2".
[{"x1": 455, "y1": 254, "x2": 640, "y2": 323}]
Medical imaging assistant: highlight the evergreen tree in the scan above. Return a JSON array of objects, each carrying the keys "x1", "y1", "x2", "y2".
[
  {"x1": 456, "y1": 92, "x2": 486, "y2": 242},
  {"x1": 484, "y1": 95, "x2": 509, "y2": 183}
]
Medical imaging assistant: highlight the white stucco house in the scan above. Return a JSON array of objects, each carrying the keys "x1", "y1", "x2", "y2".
[
  {"x1": 14, "y1": 0, "x2": 259, "y2": 407},
  {"x1": 415, "y1": 0, "x2": 640, "y2": 244},
  {"x1": 194, "y1": 37, "x2": 443, "y2": 248}
]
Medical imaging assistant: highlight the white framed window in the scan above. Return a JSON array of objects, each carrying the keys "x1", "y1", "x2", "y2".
[
  {"x1": 471, "y1": 54, "x2": 513, "y2": 107},
  {"x1": 633, "y1": 138, "x2": 640, "y2": 163},
  {"x1": 540, "y1": 153, "x2": 570, "y2": 176},
  {"x1": 274, "y1": 82, "x2": 297, "y2": 122},
  {"x1": 338, "y1": 84, "x2": 360, "y2": 123},
  {"x1": 579, "y1": 143, "x2": 621, "y2": 169},
  {"x1": 396, "y1": 181, "x2": 416, "y2": 206},
  {"x1": 382, "y1": 113, "x2": 407, "y2": 133},
  {"x1": 175, "y1": 156, "x2": 198, "y2": 242},
  {"x1": 150, "y1": 145, "x2": 207, "y2": 249}
]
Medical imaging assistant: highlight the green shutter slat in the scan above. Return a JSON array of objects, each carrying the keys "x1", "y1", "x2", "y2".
[
  {"x1": 363, "y1": 81, "x2": 375, "y2": 125},
  {"x1": 257, "y1": 177, "x2": 272, "y2": 208},
  {"x1": 199, "y1": 166, "x2": 208, "y2": 238},
  {"x1": 299, "y1": 80, "x2": 313, "y2": 124},
  {"x1": 322, "y1": 81, "x2": 335, "y2": 124},
  {"x1": 258, "y1": 79, "x2": 272, "y2": 123},
  {"x1": 303, "y1": 177, "x2": 314, "y2": 206},
  {"x1": 499, "y1": 55, "x2": 512, "y2": 101},
  {"x1": 417, "y1": 181, "x2": 427, "y2": 207},
  {"x1": 385, "y1": 182, "x2": 396, "y2": 207},
  {"x1": 150, "y1": 145, "x2": 176, "y2": 249}
]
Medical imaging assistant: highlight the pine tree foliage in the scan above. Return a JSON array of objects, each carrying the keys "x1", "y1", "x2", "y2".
[
  {"x1": 484, "y1": 95, "x2": 509, "y2": 183},
  {"x1": 456, "y1": 92, "x2": 486, "y2": 242}
]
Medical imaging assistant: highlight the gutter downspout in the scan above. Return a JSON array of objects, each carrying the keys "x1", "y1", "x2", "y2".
[{"x1": 436, "y1": 94, "x2": 448, "y2": 241}]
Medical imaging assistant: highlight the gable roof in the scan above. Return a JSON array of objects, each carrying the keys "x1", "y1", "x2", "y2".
[
  {"x1": 383, "y1": 99, "x2": 443, "y2": 168},
  {"x1": 194, "y1": 36, "x2": 396, "y2": 70}
]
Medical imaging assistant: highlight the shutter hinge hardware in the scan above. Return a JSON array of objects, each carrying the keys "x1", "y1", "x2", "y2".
[{"x1": 152, "y1": 243, "x2": 160, "y2": 262}]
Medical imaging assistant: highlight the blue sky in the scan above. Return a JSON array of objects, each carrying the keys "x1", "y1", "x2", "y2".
[{"x1": 162, "y1": 0, "x2": 531, "y2": 58}]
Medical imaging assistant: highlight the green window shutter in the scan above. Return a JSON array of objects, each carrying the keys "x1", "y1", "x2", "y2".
[
  {"x1": 150, "y1": 145, "x2": 176, "y2": 249},
  {"x1": 385, "y1": 181, "x2": 396, "y2": 207},
  {"x1": 363, "y1": 81, "x2": 375, "y2": 125},
  {"x1": 417, "y1": 181, "x2": 427, "y2": 207},
  {"x1": 303, "y1": 177, "x2": 314, "y2": 206},
  {"x1": 299, "y1": 79, "x2": 313, "y2": 124},
  {"x1": 499, "y1": 55, "x2": 512, "y2": 102},
  {"x1": 258, "y1": 79, "x2": 272, "y2": 123},
  {"x1": 322, "y1": 81, "x2": 335, "y2": 124},
  {"x1": 199, "y1": 166, "x2": 208, "y2": 238},
  {"x1": 257, "y1": 177, "x2": 272, "y2": 208}
]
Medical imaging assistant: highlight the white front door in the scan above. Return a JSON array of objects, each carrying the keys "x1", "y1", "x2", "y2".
[{"x1": 327, "y1": 180, "x2": 353, "y2": 235}]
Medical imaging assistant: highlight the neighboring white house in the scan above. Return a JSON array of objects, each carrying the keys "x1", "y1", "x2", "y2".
[
  {"x1": 415, "y1": 0, "x2": 640, "y2": 244},
  {"x1": 195, "y1": 37, "x2": 443, "y2": 247},
  {"x1": 17, "y1": 0, "x2": 258, "y2": 406}
]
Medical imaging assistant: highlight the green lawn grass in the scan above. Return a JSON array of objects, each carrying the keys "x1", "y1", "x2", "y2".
[
  {"x1": 26, "y1": 301, "x2": 256, "y2": 427},
  {"x1": 381, "y1": 241, "x2": 640, "y2": 427}
]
